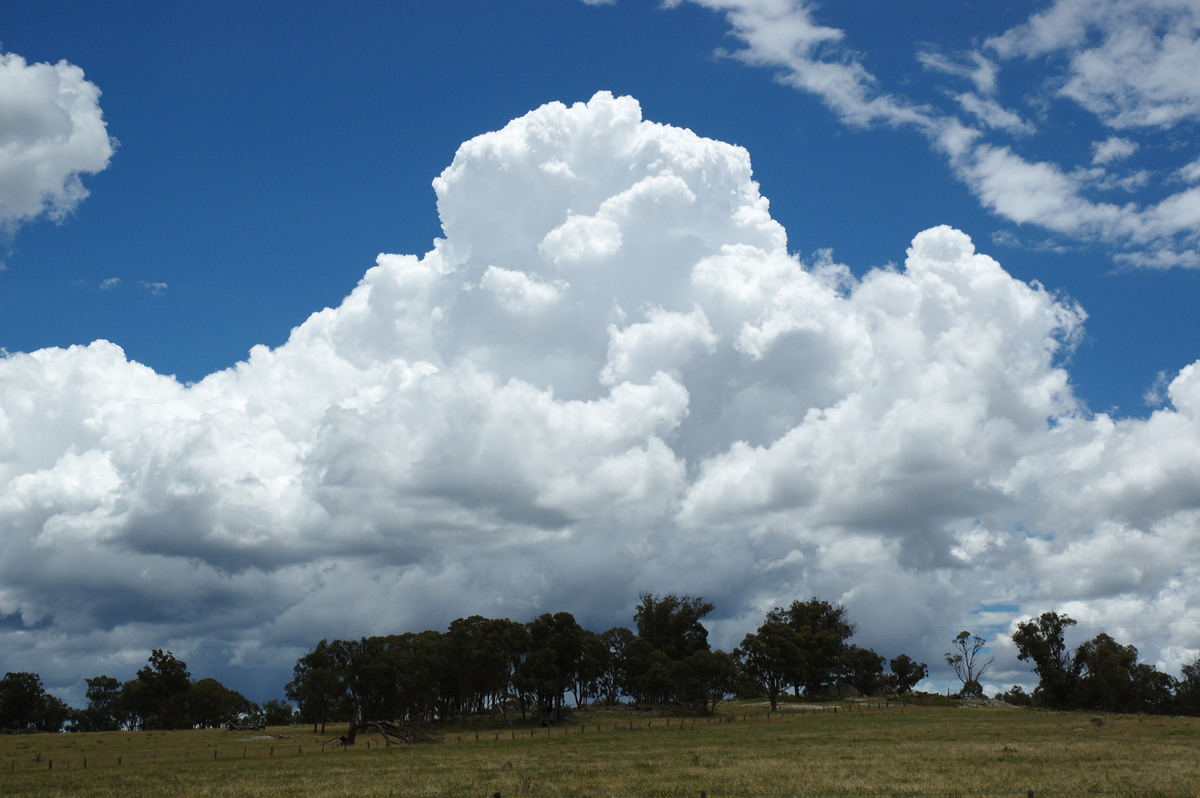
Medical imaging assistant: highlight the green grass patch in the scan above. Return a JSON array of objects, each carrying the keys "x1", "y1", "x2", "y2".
[{"x1": 3, "y1": 703, "x2": 1200, "y2": 796}]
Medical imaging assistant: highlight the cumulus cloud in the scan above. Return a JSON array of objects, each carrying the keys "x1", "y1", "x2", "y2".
[
  {"x1": 0, "y1": 51, "x2": 114, "y2": 235},
  {"x1": 4, "y1": 92, "x2": 1200, "y2": 701},
  {"x1": 1092, "y1": 136, "x2": 1138, "y2": 165}
]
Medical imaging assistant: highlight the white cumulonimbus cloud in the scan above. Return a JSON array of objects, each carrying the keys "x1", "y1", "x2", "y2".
[
  {"x1": 0, "y1": 51, "x2": 114, "y2": 234},
  {"x1": 3, "y1": 92, "x2": 1200, "y2": 699}
]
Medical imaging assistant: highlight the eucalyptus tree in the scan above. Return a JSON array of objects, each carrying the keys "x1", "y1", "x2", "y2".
[
  {"x1": 286, "y1": 639, "x2": 343, "y2": 733},
  {"x1": 945, "y1": 631, "x2": 993, "y2": 697},
  {"x1": 136, "y1": 649, "x2": 192, "y2": 729},
  {"x1": 737, "y1": 620, "x2": 798, "y2": 710},
  {"x1": 1012, "y1": 611, "x2": 1078, "y2": 708},
  {"x1": 771, "y1": 598, "x2": 855, "y2": 696}
]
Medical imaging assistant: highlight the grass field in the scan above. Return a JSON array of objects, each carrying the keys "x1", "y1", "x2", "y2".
[{"x1": 3, "y1": 702, "x2": 1199, "y2": 796}]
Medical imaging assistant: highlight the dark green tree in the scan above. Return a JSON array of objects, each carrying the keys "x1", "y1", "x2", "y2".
[
  {"x1": 261, "y1": 698, "x2": 295, "y2": 725},
  {"x1": 79, "y1": 675, "x2": 123, "y2": 731},
  {"x1": 1176, "y1": 656, "x2": 1200, "y2": 716},
  {"x1": 737, "y1": 620, "x2": 799, "y2": 711},
  {"x1": 674, "y1": 648, "x2": 738, "y2": 713},
  {"x1": 841, "y1": 645, "x2": 885, "y2": 696},
  {"x1": 136, "y1": 650, "x2": 192, "y2": 729},
  {"x1": 0, "y1": 672, "x2": 68, "y2": 732},
  {"x1": 771, "y1": 598, "x2": 856, "y2": 696},
  {"x1": 188, "y1": 677, "x2": 256, "y2": 728},
  {"x1": 597, "y1": 626, "x2": 635, "y2": 705},
  {"x1": 621, "y1": 636, "x2": 675, "y2": 705},
  {"x1": 996, "y1": 685, "x2": 1033, "y2": 706},
  {"x1": 1012, "y1": 611, "x2": 1078, "y2": 708},
  {"x1": 286, "y1": 639, "x2": 343, "y2": 733},
  {"x1": 480, "y1": 618, "x2": 530, "y2": 723},
  {"x1": 392, "y1": 630, "x2": 449, "y2": 723},
  {"x1": 517, "y1": 612, "x2": 585, "y2": 724},
  {"x1": 633, "y1": 593, "x2": 714, "y2": 661},
  {"x1": 572, "y1": 629, "x2": 609, "y2": 708},
  {"x1": 886, "y1": 654, "x2": 928, "y2": 694},
  {"x1": 1072, "y1": 633, "x2": 1173, "y2": 713}
]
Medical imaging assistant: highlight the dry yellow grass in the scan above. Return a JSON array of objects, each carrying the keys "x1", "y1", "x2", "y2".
[{"x1": 3, "y1": 704, "x2": 1199, "y2": 796}]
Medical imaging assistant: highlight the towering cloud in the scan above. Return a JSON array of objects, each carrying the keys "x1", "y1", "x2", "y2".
[{"x1": 2, "y1": 92, "x2": 1199, "y2": 698}]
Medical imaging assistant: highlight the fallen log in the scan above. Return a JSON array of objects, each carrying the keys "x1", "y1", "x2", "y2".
[{"x1": 330, "y1": 721, "x2": 442, "y2": 747}]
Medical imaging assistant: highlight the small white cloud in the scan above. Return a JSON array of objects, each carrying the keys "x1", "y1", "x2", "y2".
[
  {"x1": 139, "y1": 281, "x2": 168, "y2": 296},
  {"x1": 99, "y1": 277, "x2": 120, "y2": 290},
  {"x1": 1091, "y1": 136, "x2": 1138, "y2": 165},
  {"x1": 918, "y1": 50, "x2": 1000, "y2": 96},
  {"x1": 954, "y1": 92, "x2": 1035, "y2": 135},
  {"x1": 0, "y1": 51, "x2": 114, "y2": 232},
  {"x1": 1178, "y1": 157, "x2": 1200, "y2": 184}
]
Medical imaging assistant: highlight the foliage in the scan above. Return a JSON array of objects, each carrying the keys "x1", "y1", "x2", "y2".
[
  {"x1": 286, "y1": 639, "x2": 342, "y2": 733},
  {"x1": 135, "y1": 649, "x2": 192, "y2": 730},
  {"x1": 996, "y1": 684, "x2": 1034, "y2": 706},
  {"x1": 886, "y1": 654, "x2": 928, "y2": 694},
  {"x1": 1011, "y1": 610, "x2": 1181, "y2": 714},
  {"x1": 1012, "y1": 611, "x2": 1078, "y2": 709},
  {"x1": 736, "y1": 619, "x2": 797, "y2": 710},
  {"x1": 261, "y1": 698, "x2": 295, "y2": 725},
  {"x1": 841, "y1": 645, "x2": 886, "y2": 695},
  {"x1": 771, "y1": 598, "x2": 856, "y2": 696},
  {"x1": 1073, "y1": 633, "x2": 1176, "y2": 714},
  {"x1": 0, "y1": 672, "x2": 69, "y2": 732},
  {"x1": 632, "y1": 593, "x2": 713, "y2": 661},
  {"x1": 17, "y1": 596, "x2": 1200, "y2": 739}
]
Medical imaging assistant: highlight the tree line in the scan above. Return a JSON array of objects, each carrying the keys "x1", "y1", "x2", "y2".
[
  {"x1": 283, "y1": 594, "x2": 929, "y2": 738},
  {"x1": 8, "y1": 600, "x2": 1200, "y2": 734},
  {"x1": 998, "y1": 611, "x2": 1200, "y2": 715},
  {"x1": 0, "y1": 649, "x2": 293, "y2": 733}
]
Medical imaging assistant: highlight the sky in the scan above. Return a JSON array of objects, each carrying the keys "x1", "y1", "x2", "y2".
[{"x1": 1, "y1": 0, "x2": 1199, "y2": 706}]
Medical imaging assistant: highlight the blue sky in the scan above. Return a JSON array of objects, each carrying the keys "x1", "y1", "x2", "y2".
[
  {"x1": 5, "y1": 0, "x2": 1196, "y2": 412},
  {"x1": 3, "y1": 0, "x2": 1200, "y2": 704}
]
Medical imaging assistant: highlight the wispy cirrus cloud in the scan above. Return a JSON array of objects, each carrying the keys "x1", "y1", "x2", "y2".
[{"x1": 654, "y1": 0, "x2": 1200, "y2": 269}]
